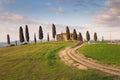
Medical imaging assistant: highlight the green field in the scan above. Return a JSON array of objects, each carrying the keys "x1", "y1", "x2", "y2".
[
  {"x1": 79, "y1": 43, "x2": 120, "y2": 66},
  {"x1": 0, "y1": 42, "x2": 116, "y2": 80}
]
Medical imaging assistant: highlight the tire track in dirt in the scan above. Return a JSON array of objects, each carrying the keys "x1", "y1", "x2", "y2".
[{"x1": 59, "y1": 43, "x2": 120, "y2": 76}]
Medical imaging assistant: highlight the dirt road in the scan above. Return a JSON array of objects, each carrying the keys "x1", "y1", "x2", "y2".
[{"x1": 59, "y1": 43, "x2": 120, "y2": 76}]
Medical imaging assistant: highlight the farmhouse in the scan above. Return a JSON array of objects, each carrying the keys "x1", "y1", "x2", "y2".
[{"x1": 56, "y1": 33, "x2": 74, "y2": 41}]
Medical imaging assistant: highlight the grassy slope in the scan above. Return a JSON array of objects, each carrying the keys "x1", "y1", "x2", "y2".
[
  {"x1": 0, "y1": 42, "x2": 115, "y2": 80},
  {"x1": 79, "y1": 43, "x2": 120, "y2": 66}
]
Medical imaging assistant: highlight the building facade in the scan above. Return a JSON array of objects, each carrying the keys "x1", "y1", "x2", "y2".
[{"x1": 56, "y1": 33, "x2": 73, "y2": 41}]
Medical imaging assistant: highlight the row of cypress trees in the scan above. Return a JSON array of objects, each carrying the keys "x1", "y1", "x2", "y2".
[
  {"x1": 19, "y1": 24, "x2": 56, "y2": 44},
  {"x1": 66, "y1": 26, "x2": 98, "y2": 42},
  {"x1": 86, "y1": 31, "x2": 98, "y2": 42},
  {"x1": 19, "y1": 25, "x2": 30, "y2": 43},
  {"x1": 7, "y1": 24, "x2": 98, "y2": 45}
]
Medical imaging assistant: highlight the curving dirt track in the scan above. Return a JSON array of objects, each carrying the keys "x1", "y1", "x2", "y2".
[{"x1": 59, "y1": 43, "x2": 120, "y2": 76}]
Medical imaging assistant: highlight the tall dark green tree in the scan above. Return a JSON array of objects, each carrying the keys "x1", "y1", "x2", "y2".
[
  {"x1": 73, "y1": 29, "x2": 77, "y2": 40},
  {"x1": 94, "y1": 32, "x2": 97, "y2": 42},
  {"x1": 19, "y1": 26, "x2": 25, "y2": 43},
  {"x1": 86, "y1": 31, "x2": 90, "y2": 42},
  {"x1": 39, "y1": 26, "x2": 43, "y2": 41},
  {"x1": 78, "y1": 32, "x2": 83, "y2": 42},
  {"x1": 47, "y1": 33, "x2": 50, "y2": 42},
  {"x1": 61, "y1": 32, "x2": 63, "y2": 41},
  {"x1": 34, "y1": 33, "x2": 37, "y2": 43},
  {"x1": 25, "y1": 25, "x2": 30, "y2": 42},
  {"x1": 52, "y1": 24, "x2": 56, "y2": 40},
  {"x1": 66, "y1": 26, "x2": 70, "y2": 40},
  {"x1": 7, "y1": 34, "x2": 10, "y2": 44}
]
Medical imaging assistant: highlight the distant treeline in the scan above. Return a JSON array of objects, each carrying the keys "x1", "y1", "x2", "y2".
[{"x1": 7, "y1": 24, "x2": 102, "y2": 46}]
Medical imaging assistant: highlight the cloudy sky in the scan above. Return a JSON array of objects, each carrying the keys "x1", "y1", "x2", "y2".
[{"x1": 0, "y1": 0, "x2": 120, "y2": 42}]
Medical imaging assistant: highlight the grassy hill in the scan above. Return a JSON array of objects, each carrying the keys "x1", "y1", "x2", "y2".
[
  {"x1": 0, "y1": 42, "x2": 115, "y2": 80},
  {"x1": 79, "y1": 43, "x2": 120, "y2": 66}
]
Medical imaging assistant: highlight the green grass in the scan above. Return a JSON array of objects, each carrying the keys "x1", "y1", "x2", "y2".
[
  {"x1": 0, "y1": 42, "x2": 116, "y2": 80},
  {"x1": 79, "y1": 43, "x2": 120, "y2": 66}
]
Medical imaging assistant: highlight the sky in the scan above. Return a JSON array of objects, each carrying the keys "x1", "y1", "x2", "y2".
[{"x1": 0, "y1": 0, "x2": 120, "y2": 42}]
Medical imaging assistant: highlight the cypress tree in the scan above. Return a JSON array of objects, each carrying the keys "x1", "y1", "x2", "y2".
[
  {"x1": 25, "y1": 25, "x2": 30, "y2": 42},
  {"x1": 52, "y1": 24, "x2": 56, "y2": 40},
  {"x1": 19, "y1": 26, "x2": 25, "y2": 43},
  {"x1": 66, "y1": 26, "x2": 70, "y2": 40},
  {"x1": 61, "y1": 32, "x2": 63, "y2": 41},
  {"x1": 78, "y1": 32, "x2": 83, "y2": 42},
  {"x1": 34, "y1": 33, "x2": 37, "y2": 43},
  {"x1": 39, "y1": 26, "x2": 43, "y2": 41},
  {"x1": 7, "y1": 34, "x2": 10, "y2": 44},
  {"x1": 73, "y1": 29, "x2": 77, "y2": 40},
  {"x1": 94, "y1": 32, "x2": 97, "y2": 42},
  {"x1": 86, "y1": 31, "x2": 90, "y2": 42},
  {"x1": 47, "y1": 33, "x2": 50, "y2": 42}
]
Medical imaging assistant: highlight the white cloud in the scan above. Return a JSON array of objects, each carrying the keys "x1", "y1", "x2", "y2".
[
  {"x1": 0, "y1": 0, "x2": 38, "y2": 24},
  {"x1": 47, "y1": 0, "x2": 106, "y2": 15},
  {"x1": 94, "y1": 0, "x2": 120, "y2": 27},
  {"x1": 0, "y1": 12, "x2": 38, "y2": 24}
]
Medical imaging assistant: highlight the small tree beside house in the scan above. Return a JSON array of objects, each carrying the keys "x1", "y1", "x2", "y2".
[
  {"x1": 78, "y1": 32, "x2": 83, "y2": 42},
  {"x1": 73, "y1": 29, "x2": 77, "y2": 40},
  {"x1": 66, "y1": 26, "x2": 70, "y2": 40}
]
